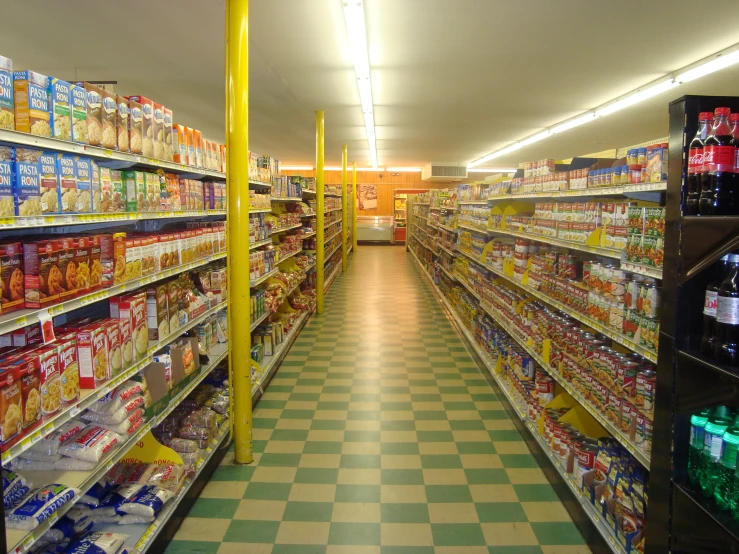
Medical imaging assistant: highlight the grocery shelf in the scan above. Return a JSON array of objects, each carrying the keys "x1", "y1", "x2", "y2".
[
  {"x1": 250, "y1": 237, "x2": 273, "y2": 250},
  {"x1": 620, "y1": 261, "x2": 663, "y2": 280},
  {"x1": 437, "y1": 244, "x2": 457, "y2": 257},
  {"x1": 0, "y1": 252, "x2": 227, "y2": 337},
  {"x1": 488, "y1": 226, "x2": 623, "y2": 260},
  {"x1": 454, "y1": 272, "x2": 482, "y2": 302},
  {"x1": 325, "y1": 207, "x2": 342, "y2": 214},
  {"x1": 457, "y1": 222, "x2": 488, "y2": 234},
  {"x1": 250, "y1": 208, "x2": 273, "y2": 214},
  {"x1": 325, "y1": 229, "x2": 342, "y2": 243},
  {"x1": 0, "y1": 129, "x2": 226, "y2": 180},
  {"x1": 457, "y1": 199, "x2": 489, "y2": 205},
  {"x1": 271, "y1": 197, "x2": 303, "y2": 202},
  {"x1": 0, "y1": 210, "x2": 226, "y2": 230},
  {"x1": 301, "y1": 212, "x2": 317, "y2": 218},
  {"x1": 437, "y1": 223, "x2": 457, "y2": 233},
  {"x1": 488, "y1": 181, "x2": 667, "y2": 201},
  {"x1": 324, "y1": 265, "x2": 341, "y2": 294},
  {"x1": 303, "y1": 261, "x2": 316, "y2": 273},
  {"x1": 439, "y1": 265, "x2": 457, "y2": 282},
  {"x1": 325, "y1": 243, "x2": 342, "y2": 261},
  {"x1": 325, "y1": 193, "x2": 342, "y2": 197},
  {"x1": 301, "y1": 230, "x2": 317, "y2": 240},
  {"x1": 250, "y1": 267, "x2": 280, "y2": 287},
  {"x1": 272, "y1": 222, "x2": 304, "y2": 233},
  {"x1": 302, "y1": 189, "x2": 316, "y2": 195},
  {"x1": 250, "y1": 310, "x2": 270, "y2": 332},
  {"x1": 249, "y1": 180, "x2": 272, "y2": 188},
  {"x1": 279, "y1": 248, "x2": 304, "y2": 264},
  {"x1": 6, "y1": 343, "x2": 229, "y2": 554}
]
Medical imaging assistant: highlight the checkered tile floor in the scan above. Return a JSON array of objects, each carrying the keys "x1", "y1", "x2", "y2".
[{"x1": 166, "y1": 247, "x2": 591, "y2": 554}]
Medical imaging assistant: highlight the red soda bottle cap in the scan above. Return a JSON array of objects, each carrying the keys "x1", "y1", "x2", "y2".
[
  {"x1": 730, "y1": 113, "x2": 739, "y2": 122},
  {"x1": 700, "y1": 112, "x2": 714, "y2": 120},
  {"x1": 715, "y1": 107, "x2": 731, "y2": 116}
]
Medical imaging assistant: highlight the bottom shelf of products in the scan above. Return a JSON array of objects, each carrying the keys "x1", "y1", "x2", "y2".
[{"x1": 409, "y1": 247, "x2": 645, "y2": 554}]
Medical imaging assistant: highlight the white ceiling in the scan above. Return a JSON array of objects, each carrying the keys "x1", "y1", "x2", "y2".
[{"x1": 2, "y1": 0, "x2": 739, "y2": 168}]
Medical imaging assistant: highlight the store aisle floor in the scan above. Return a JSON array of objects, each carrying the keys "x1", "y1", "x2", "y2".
[{"x1": 166, "y1": 247, "x2": 592, "y2": 554}]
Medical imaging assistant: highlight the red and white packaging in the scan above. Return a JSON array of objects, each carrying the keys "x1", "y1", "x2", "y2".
[
  {"x1": 58, "y1": 424, "x2": 121, "y2": 462},
  {"x1": 35, "y1": 344, "x2": 61, "y2": 418},
  {"x1": 76, "y1": 323, "x2": 109, "y2": 389},
  {"x1": 56, "y1": 333, "x2": 80, "y2": 406}
]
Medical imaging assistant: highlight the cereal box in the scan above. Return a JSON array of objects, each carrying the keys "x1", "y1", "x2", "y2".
[
  {"x1": 76, "y1": 323, "x2": 109, "y2": 389},
  {"x1": 0, "y1": 147, "x2": 13, "y2": 217},
  {"x1": 14, "y1": 148, "x2": 42, "y2": 217},
  {"x1": 0, "y1": 56, "x2": 13, "y2": 130},
  {"x1": 128, "y1": 98, "x2": 143, "y2": 154},
  {"x1": 39, "y1": 151, "x2": 59, "y2": 214},
  {"x1": 100, "y1": 88, "x2": 117, "y2": 149},
  {"x1": 74, "y1": 156, "x2": 92, "y2": 212},
  {"x1": 163, "y1": 107, "x2": 173, "y2": 161},
  {"x1": 172, "y1": 124, "x2": 186, "y2": 164},
  {"x1": 91, "y1": 160, "x2": 101, "y2": 213},
  {"x1": 152, "y1": 103, "x2": 164, "y2": 160},
  {"x1": 78, "y1": 82, "x2": 103, "y2": 146},
  {"x1": 56, "y1": 237, "x2": 77, "y2": 301},
  {"x1": 0, "y1": 242, "x2": 23, "y2": 315},
  {"x1": 14, "y1": 70, "x2": 50, "y2": 137},
  {"x1": 116, "y1": 95, "x2": 129, "y2": 152},
  {"x1": 56, "y1": 333, "x2": 79, "y2": 406},
  {"x1": 70, "y1": 84, "x2": 87, "y2": 144},
  {"x1": 57, "y1": 153, "x2": 77, "y2": 213},
  {"x1": 127, "y1": 96, "x2": 153, "y2": 157}
]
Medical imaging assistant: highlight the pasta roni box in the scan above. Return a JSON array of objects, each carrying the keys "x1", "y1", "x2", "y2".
[
  {"x1": 0, "y1": 147, "x2": 12, "y2": 218},
  {"x1": 49, "y1": 78, "x2": 72, "y2": 141},
  {"x1": 13, "y1": 70, "x2": 51, "y2": 137},
  {"x1": 74, "y1": 157, "x2": 92, "y2": 213},
  {"x1": 14, "y1": 148, "x2": 42, "y2": 217},
  {"x1": 70, "y1": 84, "x2": 87, "y2": 144},
  {"x1": 39, "y1": 151, "x2": 60, "y2": 214},
  {"x1": 0, "y1": 55, "x2": 13, "y2": 130}
]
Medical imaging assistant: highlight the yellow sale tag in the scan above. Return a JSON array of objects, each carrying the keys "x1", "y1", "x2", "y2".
[{"x1": 123, "y1": 431, "x2": 183, "y2": 464}]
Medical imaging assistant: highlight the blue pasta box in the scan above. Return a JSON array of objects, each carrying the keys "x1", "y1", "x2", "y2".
[
  {"x1": 49, "y1": 78, "x2": 72, "y2": 142},
  {"x1": 56, "y1": 153, "x2": 77, "y2": 213},
  {"x1": 13, "y1": 148, "x2": 42, "y2": 217},
  {"x1": 39, "y1": 151, "x2": 59, "y2": 214},
  {"x1": 0, "y1": 55, "x2": 13, "y2": 130},
  {"x1": 73, "y1": 157, "x2": 92, "y2": 213},
  {"x1": 0, "y1": 147, "x2": 13, "y2": 217}
]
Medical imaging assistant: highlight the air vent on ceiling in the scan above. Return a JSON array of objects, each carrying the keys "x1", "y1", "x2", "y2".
[{"x1": 421, "y1": 163, "x2": 468, "y2": 182}]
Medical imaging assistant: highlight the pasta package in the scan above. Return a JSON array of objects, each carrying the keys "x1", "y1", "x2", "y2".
[
  {"x1": 172, "y1": 124, "x2": 185, "y2": 164},
  {"x1": 127, "y1": 96, "x2": 153, "y2": 157},
  {"x1": 74, "y1": 235, "x2": 92, "y2": 297},
  {"x1": 78, "y1": 83, "x2": 103, "y2": 147},
  {"x1": 35, "y1": 344, "x2": 61, "y2": 418},
  {"x1": 14, "y1": 147, "x2": 42, "y2": 217},
  {"x1": 70, "y1": 85, "x2": 87, "y2": 144},
  {"x1": 57, "y1": 237, "x2": 77, "y2": 301},
  {"x1": 76, "y1": 323, "x2": 109, "y2": 389},
  {"x1": 145, "y1": 172, "x2": 159, "y2": 212},
  {"x1": 23, "y1": 238, "x2": 62, "y2": 308},
  {"x1": 163, "y1": 107, "x2": 173, "y2": 161},
  {"x1": 49, "y1": 78, "x2": 71, "y2": 141},
  {"x1": 100, "y1": 88, "x2": 117, "y2": 150},
  {"x1": 90, "y1": 234, "x2": 102, "y2": 290},
  {"x1": 186, "y1": 127, "x2": 195, "y2": 166},
  {"x1": 0, "y1": 242, "x2": 24, "y2": 315},
  {"x1": 0, "y1": 364, "x2": 22, "y2": 448},
  {"x1": 122, "y1": 170, "x2": 145, "y2": 212},
  {"x1": 91, "y1": 160, "x2": 101, "y2": 214},
  {"x1": 57, "y1": 153, "x2": 77, "y2": 213},
  {"x1": 193, "y1": 129, "x2": 204, "y2": 168},
  {"x1": 13, "y1": 70, "x2": 51, "y2": 137},
  {"x1": 39, "y1": 151, "x2": 60, "y2": 214},
  {"x1": 127, "y1": 98, "x2": 143, "y2": 155},
  {"x1": 74, "y1": 157, "x2": 92, "y2": 213},
  {"x1": 152, "y1": 103, "x2": 164, "y2": 160},
  {"x1": 56, "y1": 334, "x2": 80, "y2": 406},
  {"x1": 116, "y1": 96, "x2": 129, "y2": 153},
  {"x1": 0, "y1": 147, "x2": 13, "y2": 217},
  {"x1": 0, "y1": 55, "x2": 13, "y2": 130},
  {"x1": 15, "y1": 355, "x2": 41, "y2": 429}
]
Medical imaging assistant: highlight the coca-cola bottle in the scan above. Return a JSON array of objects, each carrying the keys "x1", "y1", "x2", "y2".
[
  {"x1": 715, "y1": 253, "x2": 739, "y2": 366},
  {"x1": 700, "y1": 108, "x2": 737, "y2": 215},
  {"x1": 702, "y1": 255, "x2": 730, "y2": 357},
  {"x1": 687, "y1": 112, "x2": 713, "y2": 215}
]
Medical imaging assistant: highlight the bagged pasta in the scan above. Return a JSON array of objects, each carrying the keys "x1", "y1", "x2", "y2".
[
  {"x1": 82, "y1": 397, "x2": 145, "y2": 425},
  {"x1": 3, "y1": 470, "x2": 32, "y2": 509},
  {"x1": 88, "y1": 383, "x2": 146, "y2": 415},
  {"x1": 54, "y1": 457, "x2": 97, "y2": 471},
  {"x1": 85, "y1": 506, "x2": 120, "y2": 524},
  {"x1": 103, "y1": 485, "x2": 174, "y2": 517},
  {"x1": 24, "y1": 420, "x2": 85, "y2": 458},
  {"x1": 65, "y1": 532, "x2": 128, "y2": 554},
  {"x1": 118, "y1": 513, "x2": 154, "y2": 525},
  {"x1": 5, "y1": 484, "x2": 79, "y2": 530},
  {"x1": 10, "y1": 458, "x2": 57, "y2": 471},
  {"x1": 98, "y1": 410, "x2": 144, "y2": 436},
  {"x1": 58, "y1": 425, "x2": 122, "y2": 462}
]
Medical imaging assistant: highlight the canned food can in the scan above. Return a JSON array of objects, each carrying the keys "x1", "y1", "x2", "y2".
[
  {"x1": 621, "y1": 400, "x2": 636, "y2": 438},
  {"x1": 638, "y1": 283, "x2": 661, "y2": 318},
  {"x1": 574, "y1": 440, "x2": 598, "y2": 483},
  {"x1": 617, "y1": 360, "x2": 639, "y2": 398},
  {"x1": 644, "y1": 418, "x2": 653, "y2": 454}
]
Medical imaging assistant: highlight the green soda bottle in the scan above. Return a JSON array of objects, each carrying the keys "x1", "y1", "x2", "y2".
[
  {"x1": 715, "y1": 421, "x2": 739, "y2": 510},
  {"x1": 689, "y1": 409, "x2": 711, "y2": 486},
  {"x1": 701, "y1": 412, "x2": 732, "y2": 497}
]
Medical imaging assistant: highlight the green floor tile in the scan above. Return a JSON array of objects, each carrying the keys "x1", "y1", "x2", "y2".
[
  {"x1": 210, "y1": 465, "x2": 256, "y2": 482},
  {"x1": 304, "y1": 441, "x2": 343, "y2": 454},
  {"x1": 410, "y1": 394, "x2": 442, "y2": 402},
  {"x1": 381, "y1": 503, "x2": 430, "y2": 523},
  {"x1": 290, "y1": 393, "x2": 321, "y2": 401},
  {"x1": 165, "y1": 541, "x2": 220, "y2": 554},
  {"x1": 323, "y1": 385, "x2": 352, "y2": 393},
  {"x1": 253, "y1": 440, "x2": 267, "y2": 453},
  {"x1": 381, "y1": 442, "x2": 420, "y2": 455},
  {"x1": 450, "y1": 420, "x2": 486, "y2": 430},
  {"x1": 486, "y1": 547, "x2": 543, "y2": 554},
  {"x1": 430, "y1": 523, "x2": 486, "y2": 546},
  {"x1": 224, "y1": 520, "x2": 280, "y2": 543},
  {"x1": 413, "y1": 411, "x2": 447, "y2": 421},
  {"x1": 335, "y1": 484, "x2": 381, "y2": 503},
  {"x1": 351, "y1": 393, "x2": 382, "y2": 402},
  {"x1": 258, "y1": 453, "x2": 302, "y2": 467},
  {"x1": 348, "y1": 411, "x2": 382, "y2": 420},
  {"x1": 257, "y1": 400, "x2": 287, "y2": 410},
  {"x1": 457, "y1": 442, "x2": 497, "y2": 454},
  {"x1": 476, "y1": 502, "x2": 528, "y2": 522},
  {"x1": 283, "y1": 501, "x2": 334, "y2": 522},
  {"x1": 270, "y1": 429, "x2": 310, "y2": 441},
  {"x1": 311, "y1": 420, "x2": 347, "y2": 430},
  {"x1": 417, "y1": 431, "x2": 454, "y2": 442},
  {"x1": 425, "y1": 485, "x2": 473, "y2": 503},
  {"x1": 439, "y1": 386, "x2": 469, "y2": 394},
  {"x1": 345, "y1": 430, "x2": 381, "y2": 442},
  {"x1": 471, "y1": 393, "x2": 498, "y2": 401},
  {"x1": 298, "y1": 379, "x2": 326, "y2": 387},
  {"x1": 381, "y1": 469, "x2": 425, "y2": 485},
  {"x1": 272, "y1": 546, "x2": 327, "y2": 554},
  {"x1": 187, "y1": 498, "x2": 240, "y2": 519},
  {"x1": 464, "y1": 468, "x2": 510, "y2": 484},
  {"x1": 381, "y1": 547, "x2": 435, "y2": 554},
  {"x1": 253, "y1": 418, "x2": 279, "y2": 429},
  {"x1": 294, "y1": 468, "x2": 340, "y2": 484},
  {"x1": 381, "y1": 420, "x2": 416, "y2": 431},
  {"x1": 512, "y1": 484, "x2": 560, "y2": 502},
  {"x1": 420, "y1": 454, "x2": 462, "y2": 469},
  {"x1": 479, "y1": 410, "x2": 510, "y2": 420},
  {"x1": 328, "y1": 522, "x2": 381, "y2": 545},
  {"x1": 382, "y1": 386, "x2": 412, "y2": 394},
  {"x1": 530, "y1": 521, "x2": 586, "y2": 544},
  {"x1": 489, "y1": 430, "x2": 524, "y2": 442},
  {"x1": 499, "y1": 454, "x2": 540, "y2": 468},
  {"x1": 244, "y1": 482, "x2": 292, "y2": 500},
  {"x1": 341, "y1": 454, "x2": 381, "y2": 468}
]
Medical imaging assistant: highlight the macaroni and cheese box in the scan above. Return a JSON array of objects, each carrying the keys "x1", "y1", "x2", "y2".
[
  {"x1": 57, "y1": 153, "x2": 77, "y2": 213},
  {"x1": 127, "y1": 96, "x2": 153, "y2": 157},
  {"x1": 0, "y1": 55, "x2": 13, "y2": 130},
  {"x1": 114, "y1": 292, "x2": 147, "y2": 363},
  {"x1": 152, "y1": 103, "x2": 164, "y2": 160},
  {"x1": 14, "y1": 356, "x2": 41, "y2": 430},
  {"x1": 35, "y1": 344, "x2": 61, "y2": 419},
  {"x1": 14, "y1": 70, "x2": 50, "y2": 137},
  {"x1": 70, "y1": 84, "x2": 87, "y2": 144},
  {"x1": 103, "y1": 320, "x2": 122, "y2": 377},
  {"x1": 100, "y1": 88, "x2": 117, "y2": 150},
  {"x1": 39, "y1": 151, "x2": 60, "y2": 214},
  {"x1": 13, "y1": 148, "x2": 42, "y2": 217},
  {"x1": 127, "y1": 98, "x2": 143, "y2": 154},
  {"x1": 77, "y1": 82, "x2": 103, "y2": 146},
  {"x1": 75, "y1": 324, "x2": 109, "y2": 389},
  {"x1": 163, "y1": 107, "x2": 173, "y2": 161},
  {"x1": 0, "y1": 147, "x2": 13, "y2": 218},
  {"x1": 56, "y1": 333, "x2": 80, "y2": 407},
  {"x1": 116, "y1": 95, "x2": 129, "y2": 152},
  {"x1": 74, "y1": 156, "x2": 92, "y2": 213},
  {"x1": 49, "y1": 78, "x2": 71, "y2": 141}
]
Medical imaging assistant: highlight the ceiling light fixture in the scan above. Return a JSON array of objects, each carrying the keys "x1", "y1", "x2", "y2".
[
  {"x1": 595, "y1": 79, "x2": 678, "y2": 117},
  {"x1": 550, "y1": 112, "x2": 598, "y2": 134},
  {"x1": 677, "y1": 46, "x2": 739, "y2": 83},
  {"x1": 343, "y1": 0, "x2": 378, "y2": 168}
]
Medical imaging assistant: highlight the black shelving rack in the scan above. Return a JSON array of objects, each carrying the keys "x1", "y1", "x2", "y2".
[{"x1": 649, "y1": 95, "x2": 739, "y2": 554}]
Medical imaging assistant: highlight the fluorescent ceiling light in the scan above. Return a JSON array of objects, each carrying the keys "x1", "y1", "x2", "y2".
[
  {"x1": 677, "y1": 48, "x2": 739, "y2": 83},
  {"x1": 343, "y1": 0, "x2": 378, "y2": 168},
  {"x1": 595, "y1": 79, "x2": 677, "y2": 117},
  {"x1": 468, "y1": 143, "x2": 522, "y2": 168},
  {"x1": 520, "y1": 131, "x2": 551, "y2": 146},
  {"x1": 551, "y1": 112, "x2": 598, "y2": 134},
  {"x1": 386, "y1": 167, "x2": 421, "y2": 172},
  {"x1": 468, "y1": 168, "x2": 518, "y2": 173}
]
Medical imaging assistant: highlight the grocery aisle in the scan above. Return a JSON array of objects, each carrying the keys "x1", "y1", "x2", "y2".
[{"x1": 166, "y1": 246, "x2": 591, "y2": 554}]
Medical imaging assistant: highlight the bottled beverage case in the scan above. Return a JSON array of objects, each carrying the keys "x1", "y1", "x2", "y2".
[
  {"x1": 698, "y1": 107, "x2": 739, "y2": 216},
  {"x1": 687, "y1": 112, "x2": 712, "y2": 216},
  {"x1": 702, "y1": 255, "x2": 730, "y2": 356},
  {"x1": 701, "y1": 253, "x2": 739, "y2": 367}
]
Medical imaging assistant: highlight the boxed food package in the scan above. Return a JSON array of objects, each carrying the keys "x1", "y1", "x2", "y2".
[
  {"x1": 78, "y1": 82, "x2": 103, "y2": 146},
  {"x1": 49, "y1": 78, "x2": 71, "y2": 141},
  {"x1": 0, "y1": 147, "x2": 12, "y2": 217},
  {"x1": 70, "y1": 84, "x2": 87, "y2": 144},
  {"x1": 57, "y1": 153, "x2": 77, "y2": 213},
  {"x1": 186, "y1": 127, "x2": 196, "y2": 166},
  {"x1": 100, "y1": 88, "x2": 117, "y2": 150},
  {"x1": 220, "y1": 145, "x2": 226, "y2": 173},
  {"x1": 124, "y1": 237, "x2": 140, "y2": 281},
  {"x1": 0, "y1": 364, "x2": 22, "y2": 448},
  {"x1": 163, "y1": 107, "x2": 173, "y2": 161},
  {"x1": 104, "y1": 320, "x2": 122, "y2": 377},
  {"x1": 36, "y1": 344, "x2": 62, "y2": 419},
  {"x1": 74, "y1": 235, "x2": 92, "y2": 297},
  {"x1": 145, "y1": 172, "x2": 159, "y2": 211},
  {"x1": 23, "y1": 239, "x2": 61, "y2": 308},
  {"x1": 158, "y1": 173, "x2": 169, "y2": 212},
  {"x1": 89, "y1": 235, "x2": 102, "y2": 290},
  {"x1": 172, "y1": 124, "x2": 186, "y2": 164},
  {"x1": 193, "y1": 129, "x2": 203, "y2": 168},
  {"x1": 0, "y1": 242, "x2": 23, "y2": 315},
  {"x1": 56, "y1": 333, "x2": 80, "y2": 406},
  {"x1": 76, "y1": 323, "x2": 109, "y2": 389},
  {"x1": 74, "y1": 156, "x2": 92, "y2": 213},
  {"x1": 167, "y1": 280, "x2": 180, "y2": 333},
  {"x1": 127, "y1": 96, "x2": 153, "y2": 157},
  {"x1": 146, "y1": 285, "x2": 169, "y2": 340},
  {"x1": 56, "y1": 237, "x2": 77, "y2": 301},
  {"x1": 123, "y1": 170, "x2": 145, "y2": 212},
  {"x1": 119, "y1": 317, "x2": 132, "y2": 370},
  {"x1": 13, "y1": 148, "x2": 42, "y2": 217},
  {"x1": 91, "y1": 160, "x2": 101, "y2": 213},
  {"x1": 11, "y1": 323, "x2": 41, "y2": 348},
  {"x1": 114, "y1": 293, "x2": 147, "y2": 363},
  {"x1": 128, "y1": 98, "x2": 143, "y2": 154},
  {"x1": 152, "y1": 103, "x2": 164, "y2": 160},
  {"x1": 14, "y1": 70, "x2": 51, "y2": 137},
  {"x1": 16, "y1": 355, "x2": 41, "y2": 429},
  {"x1": 165, "y1": 174, "x2": 181, "y2": 211},
  {"x1": 39, "y1": 151, "x2": 60, "y2": 214},
  {"x1": 112, "y1": 232, "x2": 126, "y2": 285},
  {"x1": 116, "y1": 95, "x2": 129, "y2": 152},
  {"x1": 0, "y1": 55, "x2": 13, "y2": 130}
]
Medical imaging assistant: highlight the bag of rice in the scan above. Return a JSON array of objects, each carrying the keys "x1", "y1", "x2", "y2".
[
  {"x1": 65, "y1": 532, "x2": 128, "y2": 554},
  {"x1": 24, "y1": 420, "x2": 85, "y2": 458},
  {"x1": 103, "y1": 485, "x2": 174, "y2": 517},
  {"x1": 3, "y1": 470, "x2": 32, "y2": 509},
  {"x1": 10, "y1": 458, "x2": 57, "y2": 471},
  {"x1": 88, "y1": 382, "x2": 146, "y2": 415},
  {"x1": 82, "y1": 397, "x2": 145, "y2": 425},
  {"x1": 58, "y1": 425, "x2": 122, "y2": 463},
  {"x1": 98, "y1": 410, "x2": 144, "y2": 436},
  {"x1": 5, "y1": 484, "x2": 79, "y2": 530},
  {"x1": 118, "y1": 513, "x2": 154, "y2": 525},
  {"x1": 54, "y1": 457, "x2": 98, "y2": 471}
]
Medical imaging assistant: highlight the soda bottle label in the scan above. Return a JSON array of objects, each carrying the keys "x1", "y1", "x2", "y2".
[
  {"x1": 689, "y1": 147, "x2": 704, "y2": 175},
  {"x1": 691, "y1": 425, "x2": 705, "y2": 447},
  {"x1": 721, "y1": 438, "x2": 739, "y2": 468},
  {"x1": 711, "y1": 434, "x2": 725, "y2": 459},
  {"x1": 717, "y1": 296, "x2": 739, "y2": 325},
  {"x1": 705, "y1": 290, "x2": 719, "y2": 317},
  {"x1": 705, "y1": 145, "x2": 736, "y2": 173}
]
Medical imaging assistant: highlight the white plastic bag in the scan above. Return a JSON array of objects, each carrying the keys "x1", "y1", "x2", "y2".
[
  {"x1": 5, "y1": 484, "x2": 79, "y2": 531},
  {"x1": 58, "y1": 426, "x2": 122, "y2": 463}
]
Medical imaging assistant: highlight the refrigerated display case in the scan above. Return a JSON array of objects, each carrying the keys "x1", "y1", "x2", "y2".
[{"x1": 357, "y1": 216, "x2": 395, "y2": 243}]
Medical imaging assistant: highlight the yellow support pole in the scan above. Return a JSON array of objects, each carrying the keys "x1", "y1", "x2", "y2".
[
  {"x1": 352, "y1": 162, "x2": 358, "y2": 252},
  {"x1": 226, "y1": 0, "x2": 252, "y2": 464},
  {"x1": 341, "y1": 145, "x2": 348, "y2": 272},
  {"x1": 316, "y1": 111, "x2": 325, "y2": 314}
]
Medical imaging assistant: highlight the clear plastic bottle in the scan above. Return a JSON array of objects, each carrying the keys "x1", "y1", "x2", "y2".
[{"x1": 689, "y1": 408, "x2": 711, "y2": 485}]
